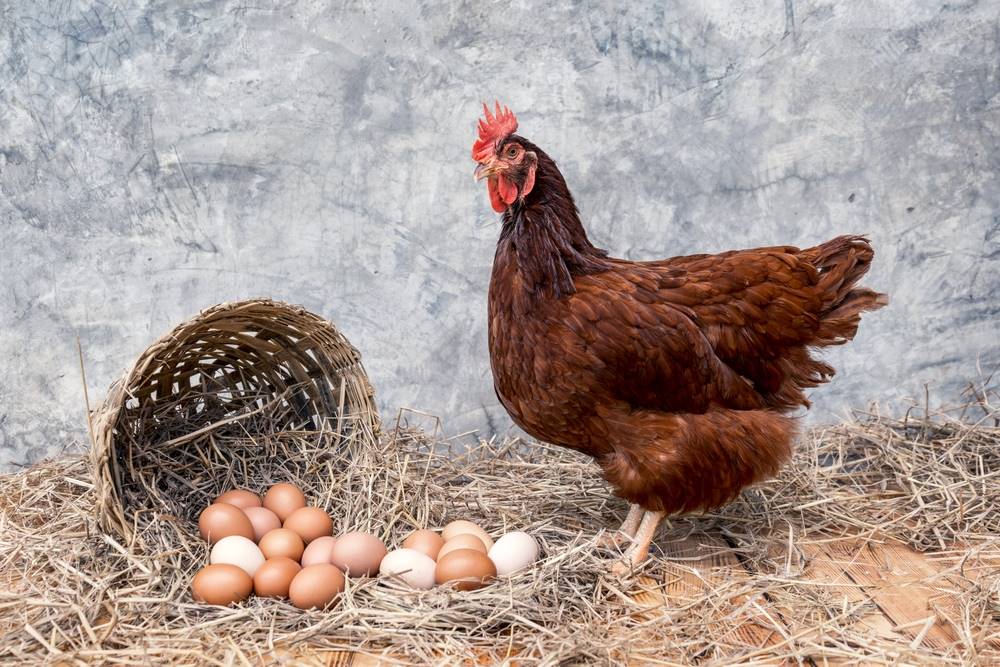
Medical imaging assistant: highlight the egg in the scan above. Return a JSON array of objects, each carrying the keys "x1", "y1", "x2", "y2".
[
  {"x1": 329, "y1": 531, "x2": 387, "y2": 576},
  {"x1": 263, "y1": 483, "x2": 306, "y2": 522},
  {"x1": 198, "y1": 503, "x2": 256, "y2": 544},
  {"x1": 288, "y1": 564, "x2": 345, "y2": 609},
  {"x1": 488, "y1": 531, "x2": 540, "y2": 576},
  {"x1": 243, "y1": 506, "x2": 282, "y2": 542},
  {"x1": 434, "y1": 548, "x2": 497, "y2": 591},
  {"x1": 442, "y1": 520, "x2": 494, "y2": 550},
  {"x1": 301, "y1": 535, "x2": 338, "y2": 567},
  {"x1": 258, "y1": 528, "x2": 305, "y2": 561},
  {"x1": 437, "y1": 533, "x2": 488, "y2": 560},
  {"x1": 192, "y1": 563, "x2": 253, "y2": 605},
  {"x1": 379, "y1": 548, "x2": 437, "y2": 590},
  {"x1": 283, "y1": 507, "x2": 333, "y2": 544},
  {"x1": 401, "y1": 529, "x2": 445, "y2": 560},
  {"x1": 210, "y1": 535, "x2": 266, "y2": 577},
  {"x1": 253, "y1": 557, "x2": 301, "y2": 598},
  {"x1": 214, "y1": 489, "x2": 261, "y2": 509}
]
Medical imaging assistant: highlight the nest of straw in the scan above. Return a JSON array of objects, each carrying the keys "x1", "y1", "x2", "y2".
[
  {"x1": 1, "y1": 300, "x2": 997, "y2": 664},
  {"x1": 2, "y1": 402, "x2": 999, "y2": 664}
]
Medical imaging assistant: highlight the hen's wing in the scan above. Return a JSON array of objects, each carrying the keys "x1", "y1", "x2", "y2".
[
  {"x1": 611, "y1": 235, "x2": 885, "y2": 409},
  {"x1": 560, "y1": 270, "x2": 766, "y2": 415}
]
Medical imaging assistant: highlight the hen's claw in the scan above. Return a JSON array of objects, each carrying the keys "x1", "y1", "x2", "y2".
[
  {"x1": 597, "y1": 530, "x2": 634, "y2": 549},
  {"x1": 611, "y1": 559, "x2": 632, "y2": 578}
]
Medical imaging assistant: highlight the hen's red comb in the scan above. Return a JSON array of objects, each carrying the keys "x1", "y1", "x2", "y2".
[{"x1": 472, "y1": 101, "x2": 518, "y2": 162}]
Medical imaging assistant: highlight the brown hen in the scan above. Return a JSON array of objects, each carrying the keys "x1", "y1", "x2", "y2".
[{"x1": 472, "y1": 103, "x2": 887, "y2": 569}]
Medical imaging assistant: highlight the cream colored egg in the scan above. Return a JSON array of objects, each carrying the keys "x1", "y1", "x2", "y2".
[
  {"x1": 488, "y1": 531, "x2": 539, "y2": 576},
  {"x1": 438, "y1": 533, "x2": 488, "y2": 560},
  {"x1": 378, "y1": 548, "x2": 437, "y2": 590},
  {"x1": 441, "y1": 520, "x2": 493, "y2": 550},
  {"x1": 210, "y1": 535, "x2": 266, "y2": 577}
]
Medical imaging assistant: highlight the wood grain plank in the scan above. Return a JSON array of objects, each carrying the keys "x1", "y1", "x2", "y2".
[
  {"x1": 655, "y1": 531, "x2": 788, "y2": 653},
  {"x1": 925, "y1": 543, "x2": 1000, "y2": 651},
  {"x1": 821, "y1": 539, "x2": 959, "y2": 650},
  {"x1": 794, "y1": 539, "x2": 904, "y2": 643}
]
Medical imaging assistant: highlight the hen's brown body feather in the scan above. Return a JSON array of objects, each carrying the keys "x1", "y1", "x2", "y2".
[{"x1": 487, "y1": 136, "x2": 886, "y2": 515}]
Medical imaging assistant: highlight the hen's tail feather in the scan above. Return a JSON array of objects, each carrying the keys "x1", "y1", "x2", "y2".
[
  {"x1": 756, "y1": 235, "x2": 886, "y2": 411},
  {"x1": 806, "y1": 235, "x2": 888, "y2": 346}
]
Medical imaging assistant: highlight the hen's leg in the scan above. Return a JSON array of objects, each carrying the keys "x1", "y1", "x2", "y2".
[
  {"x1": 612, "y1": 510, "x2": 665, "y2": 576},
  {"x1": 618, "y1": 503, "x2": 644, "y2": 536},
  {"x1": 597, "y1": 503, "x2": 644, "y2": 547}
]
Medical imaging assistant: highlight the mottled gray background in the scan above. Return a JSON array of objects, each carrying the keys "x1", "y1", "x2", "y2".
[{"x1": 2, "y1": 1, "x2": 998, "y2": 466}]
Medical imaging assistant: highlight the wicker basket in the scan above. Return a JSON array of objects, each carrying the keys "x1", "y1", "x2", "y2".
[{"x1": 90, "y1": 299, "x2": 380, "y2": 539}]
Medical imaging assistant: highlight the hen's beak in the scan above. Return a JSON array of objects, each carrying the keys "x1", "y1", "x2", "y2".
[{"x1": 474, "y1": 161, "x2": 496, "y2": 182}]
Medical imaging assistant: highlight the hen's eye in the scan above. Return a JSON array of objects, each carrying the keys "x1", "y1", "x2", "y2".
[{"x1": 506, "y1": 146, "x2": 518, "y2": 158}]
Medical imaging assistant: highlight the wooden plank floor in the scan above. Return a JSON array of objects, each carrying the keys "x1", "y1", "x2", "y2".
[
  {"x1": 290, "y1": 531, "x2": 994, "y2": 665},
  {"x1": 821, "y1": 538, "x2": 959, "y2": 650},
  {"x1": 641, "y1": 533, "x2": 789, "y2": 654}
]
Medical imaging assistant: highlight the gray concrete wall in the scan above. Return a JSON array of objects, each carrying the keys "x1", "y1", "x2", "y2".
[{"x1": 2, "y1": 1, "x2": 998, "y2": 466}]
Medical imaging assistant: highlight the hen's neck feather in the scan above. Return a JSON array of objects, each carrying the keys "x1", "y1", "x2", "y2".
[{"x1": 494, "y1": 142, "x2": 609, "y2": 299}]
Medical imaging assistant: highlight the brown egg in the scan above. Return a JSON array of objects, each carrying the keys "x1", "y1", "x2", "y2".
[
  {"x1": 243, "y1": 507, "x2": 282, "y2": 542},
  {"x1": 214, "y1": 489, "x2": 261, "y2": 509},
  {"x1": 401, "y1": 529, "x2": 445, "y2": 560},
  {"x1": 253, "y1": 557, "x2": 301, "y2": 598},
  {"x1": 437, "y1": 533, "x2": 488, "y2": 560},
  {"x1": 434, "y1": 548, "x2": 497, "y2": 591},
  {"x1": 198, "y1": 503, "x2": 255, "y2": 544},
  {"x1": 301, "y1": 535, "x2": 338, "y2": 567},
  {"x1": 191, "y1": 563, "x2": 253, "y2": 605},
  {"x1": 263, "y1": 483, "x2": 306, "y2": 522},
  {"x1": 288, "y1": 564, "x2": 345, "y2": 610},
  {"x1": 258, "y1": 528, "x2": 305, "y2": 561},
  {"x1": 283, "y1": 507, "x2": 333, "y2": 544},
  {"x1": 442, "y1": 520, "x2": 494, "y2": 550},
  {"x1": 329, "y1": 531, "x2": 387, "y2": 576}
]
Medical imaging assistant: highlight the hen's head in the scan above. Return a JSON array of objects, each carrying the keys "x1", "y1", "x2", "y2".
[{"x1": 472, "y1": 102, "x2": 537, "y2": 213}]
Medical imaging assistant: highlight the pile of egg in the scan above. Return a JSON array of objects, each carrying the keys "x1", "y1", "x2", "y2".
[
  {"x1": 192, "y1": 483, "x2": 385, "y2": 609},
  {"x1": 191, "y1": 483, "x2": 540, "y2": 609},
  {"x1": 381, "y1": 520, "x2": 540, "y2": 591}
]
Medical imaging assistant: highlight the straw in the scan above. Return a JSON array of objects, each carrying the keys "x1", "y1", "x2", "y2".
[{"x1": 1, "y1": 399, "x2": 998, "y2": 664}]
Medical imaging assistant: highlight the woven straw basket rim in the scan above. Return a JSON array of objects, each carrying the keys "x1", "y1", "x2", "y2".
[{"x1": 89, "y1": 298, "x2": 380, "y2": 539}]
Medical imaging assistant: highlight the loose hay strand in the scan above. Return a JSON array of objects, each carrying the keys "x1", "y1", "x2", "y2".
[{"x1": 1, "y1": 399, "x2": 999, "y2": 665}]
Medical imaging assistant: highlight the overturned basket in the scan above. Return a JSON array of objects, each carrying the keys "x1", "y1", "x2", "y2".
[{"x1": 90, "y1": 299, "x2": 380, "y2": 539}]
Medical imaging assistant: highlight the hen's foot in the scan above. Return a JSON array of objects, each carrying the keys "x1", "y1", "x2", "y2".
[
  {"x1": 611, "y1": 559, "x2": 631, "y2": 578},
  {"x1": 597, "y1": 530, "x2": 633, "y2": 549},
  {"x1": 597, "y1": 504, "x2": 644, "y2": 548},
  {"x1": 610, "y1": 510, "x2": 665, "y2": 577}
]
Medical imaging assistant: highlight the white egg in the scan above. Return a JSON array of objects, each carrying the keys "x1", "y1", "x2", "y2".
[
  {"x1": 378, "y1": 548, "x2": 437, "y2": 590},
  {"x1": 488, "y1": 531, "x2": 540, "y2": 576},
  {"x1": 210, "y1": 535, "x2": 266, "y2": 577}
]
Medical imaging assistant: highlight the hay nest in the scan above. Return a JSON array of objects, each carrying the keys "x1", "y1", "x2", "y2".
[
  {"x1": 1, "y1": 300, "x2": 998, "y2": 664},
  {"x1": 3, "y1": 404, "x2": 999, "y2": 663},
  {"x1": 89, "y1": 298, "x2": 379, "y2": 539}
]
